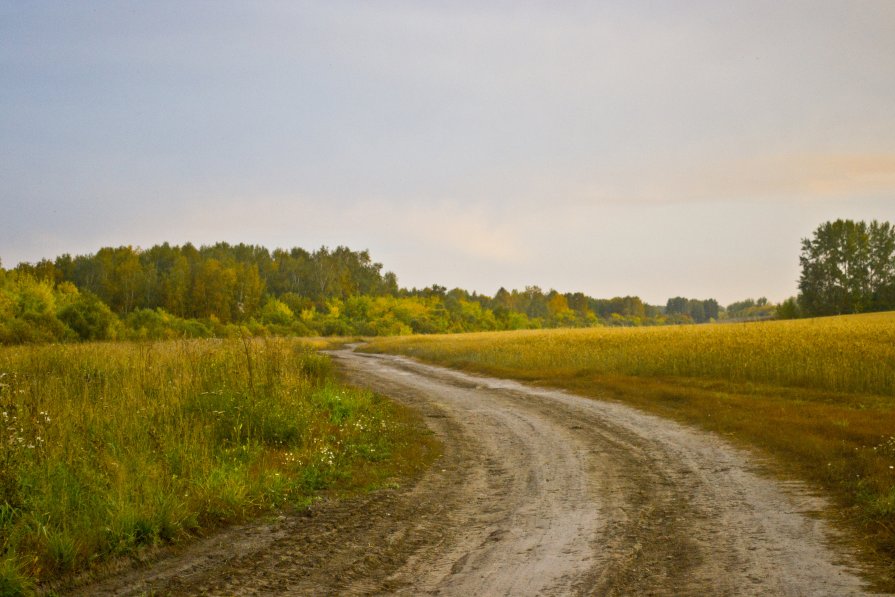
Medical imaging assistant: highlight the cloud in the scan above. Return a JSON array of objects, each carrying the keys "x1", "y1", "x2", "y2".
[
  {"x1": 553, "y1": 152, "x2": 895, "y2": 207},
  {"x1": 789, "y1": 154, "x2": 895, "y2": 197},
  {"x1": 673, "y1": 152, "x2": 895, "y2": 202}
]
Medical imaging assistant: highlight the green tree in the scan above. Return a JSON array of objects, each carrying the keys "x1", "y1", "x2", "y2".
[
  {"x1": 546, "y1": 292, "x2": 573, "y2": 326},
  {"x1": 520, "y1": 286, "x2": 548, "y2": 319},
  {"x1": 702, "y1": 299, "x2": 720, "y2": 321},
  {"x1": 93, "y1": 246, "x2": 144, "y2": 314},
  {"x1": 259, "y1": 297, "x2": 295, "y2": 326},
  {"x1": 0, "y1": 272, "x2": 79, "y2": 343},
  {"x1": 665, "y1": 297, "x2": 689, "y2": 316},
  {"x1": 233, "y1": 263, "x2": 265, "y2": 320},
  {"x1": 799, "y1": 219, "x2": 895, "y2": 316},
  {"x1": 58, "y1": 292, "x2": 118, "y2": 340},
  {"x1": 776, "y1": 297, "x2": 801, "y2": 320},
  {"x1": 161, "y1": 254, "x2": 191, "y2": 317},
  {"x1": 868, "y1": 220, "x2": 895, "y2": 310},
  {"x1": 566, "y1": 292, "x2": 590, "y2": 316},
  {"x1": 190, "y1": 259, "x2": 237, "y2": 321}
]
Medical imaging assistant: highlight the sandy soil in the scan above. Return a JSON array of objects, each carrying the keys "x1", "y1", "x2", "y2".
[{"x1": 73, "y1": 349, "x2": 875, "y2": 596}]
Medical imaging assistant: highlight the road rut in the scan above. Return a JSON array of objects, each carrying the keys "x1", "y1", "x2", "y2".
[{"x1": 77, "y1": 348, "x2": 873, "y2": 596}]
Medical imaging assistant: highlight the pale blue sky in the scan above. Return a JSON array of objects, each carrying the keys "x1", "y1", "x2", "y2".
[{"x1": 2, "y1": 1, "x2": 894, "y2": 304}]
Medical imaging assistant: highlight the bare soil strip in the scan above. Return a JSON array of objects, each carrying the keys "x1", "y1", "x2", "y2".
[{"x1": 74, "y1": 349, "x2": 874, "y2": 596}]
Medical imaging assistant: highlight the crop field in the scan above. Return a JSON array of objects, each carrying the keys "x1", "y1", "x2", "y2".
[
  {"x1": 369, "y1": 312, "x2": 895, "y2": 395},
  {"x1": 0, "y1": 338, "x2": 435, "y2": 594},
  {"x1": 367, "y1": 312, "x2": 895, "y2": 574}
]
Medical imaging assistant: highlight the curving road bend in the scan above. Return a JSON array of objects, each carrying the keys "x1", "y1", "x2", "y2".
[
  {"x1": 78, "y1": 348, "x2": 874, "y2": 596},
  {"x1": 331, "y1": 349, "x2": 869, "y2": 596}
]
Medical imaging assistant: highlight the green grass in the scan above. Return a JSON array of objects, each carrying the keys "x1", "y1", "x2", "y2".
[
  {"x1": 367, "y1": 312, "x2": 895, "y2": 589},
  {"x1": 0, "y1": 337, "x2": 436, "y2": 595}
]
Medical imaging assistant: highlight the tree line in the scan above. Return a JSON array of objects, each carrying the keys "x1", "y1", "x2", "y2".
[
  {"x1": 19, "y1": 243, "x2": 397, "y2": 322},
  {"x1": 2, "y1": 241, "x2": 758, "y2": 344}
]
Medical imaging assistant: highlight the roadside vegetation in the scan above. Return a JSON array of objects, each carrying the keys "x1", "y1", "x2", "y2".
[
  {"x1": 0, "y1": 338, "x2": 437, "y2": 595},
  {"x1": 367, "y1": 312, "x2": 895, "y2": 587}
]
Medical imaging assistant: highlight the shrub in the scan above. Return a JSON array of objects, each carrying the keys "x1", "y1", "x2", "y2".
[{"x1": 58, "y1": 292, "x2": 117, "y2": 341}]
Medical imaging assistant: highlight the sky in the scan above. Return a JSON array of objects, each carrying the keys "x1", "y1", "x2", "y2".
[{"x1": 2, "y1": 1, "x2": 894, "y2": 305}]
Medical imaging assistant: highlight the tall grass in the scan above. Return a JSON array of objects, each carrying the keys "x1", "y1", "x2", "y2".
[
  {"x1": 370, "y1": 312, "x2": 895, "y2": 396},
  {"x1": 0, "y1": 338, "x2": 431, "y2": 593},
  {"x1": 368, "y1": 312, "x2": 895, "y2": 589}
]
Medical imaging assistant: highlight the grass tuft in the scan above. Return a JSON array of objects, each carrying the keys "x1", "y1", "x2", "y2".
[{"x1": 0, "y1": 555, "x2": 31, "y2": 597}]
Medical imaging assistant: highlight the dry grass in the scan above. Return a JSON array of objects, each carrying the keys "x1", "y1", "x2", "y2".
[
  {"x1": 369, "y1": 313, "x2": 895, "y2": 395},
  {"x1": 295, "y1": 336, "x2": 366, "y2": 351},
  {"x1": 367, "y1": 312, "x2": 895, "y2": 589},
  {"x1": 0, "y1": 338, "x2": 436, "y2": 595}
]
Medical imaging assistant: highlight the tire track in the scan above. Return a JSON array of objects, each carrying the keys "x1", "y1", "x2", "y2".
[{"x1": 337, "y1": 350, "x2": 870, "y2": 596}]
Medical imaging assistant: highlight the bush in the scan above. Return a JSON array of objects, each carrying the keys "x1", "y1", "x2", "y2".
[
  {"x1": 57, "y1": 292, "x2": 117, "y2": 341},
  {"x1": 776, "y1": 297, "x2": 802, "y2": 320}
]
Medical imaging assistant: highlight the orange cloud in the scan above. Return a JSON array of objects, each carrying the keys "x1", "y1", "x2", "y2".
[
  {"x1": 584, "y1": 152, "x2": 895, "y2": 204},
  {"x1": 792, "y1": 153, "x2": 895, "y2": 197}
]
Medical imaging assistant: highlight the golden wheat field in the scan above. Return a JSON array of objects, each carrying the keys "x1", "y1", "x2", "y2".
[{"x1": 369, "y1": 312, "x2": 895, "y2": 397}]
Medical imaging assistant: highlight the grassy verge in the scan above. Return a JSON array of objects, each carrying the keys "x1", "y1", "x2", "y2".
[
  {"x1": 0, "y1": 338, "x2": 437, "y2": 595},
  {"x1": 366, "y1": 313, "x2": 895, "y2": 589}
]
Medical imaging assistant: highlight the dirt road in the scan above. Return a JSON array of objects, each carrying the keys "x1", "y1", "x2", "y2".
[{"x1": 79, "y1": 349, "x2": 872, "y2": 596}]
